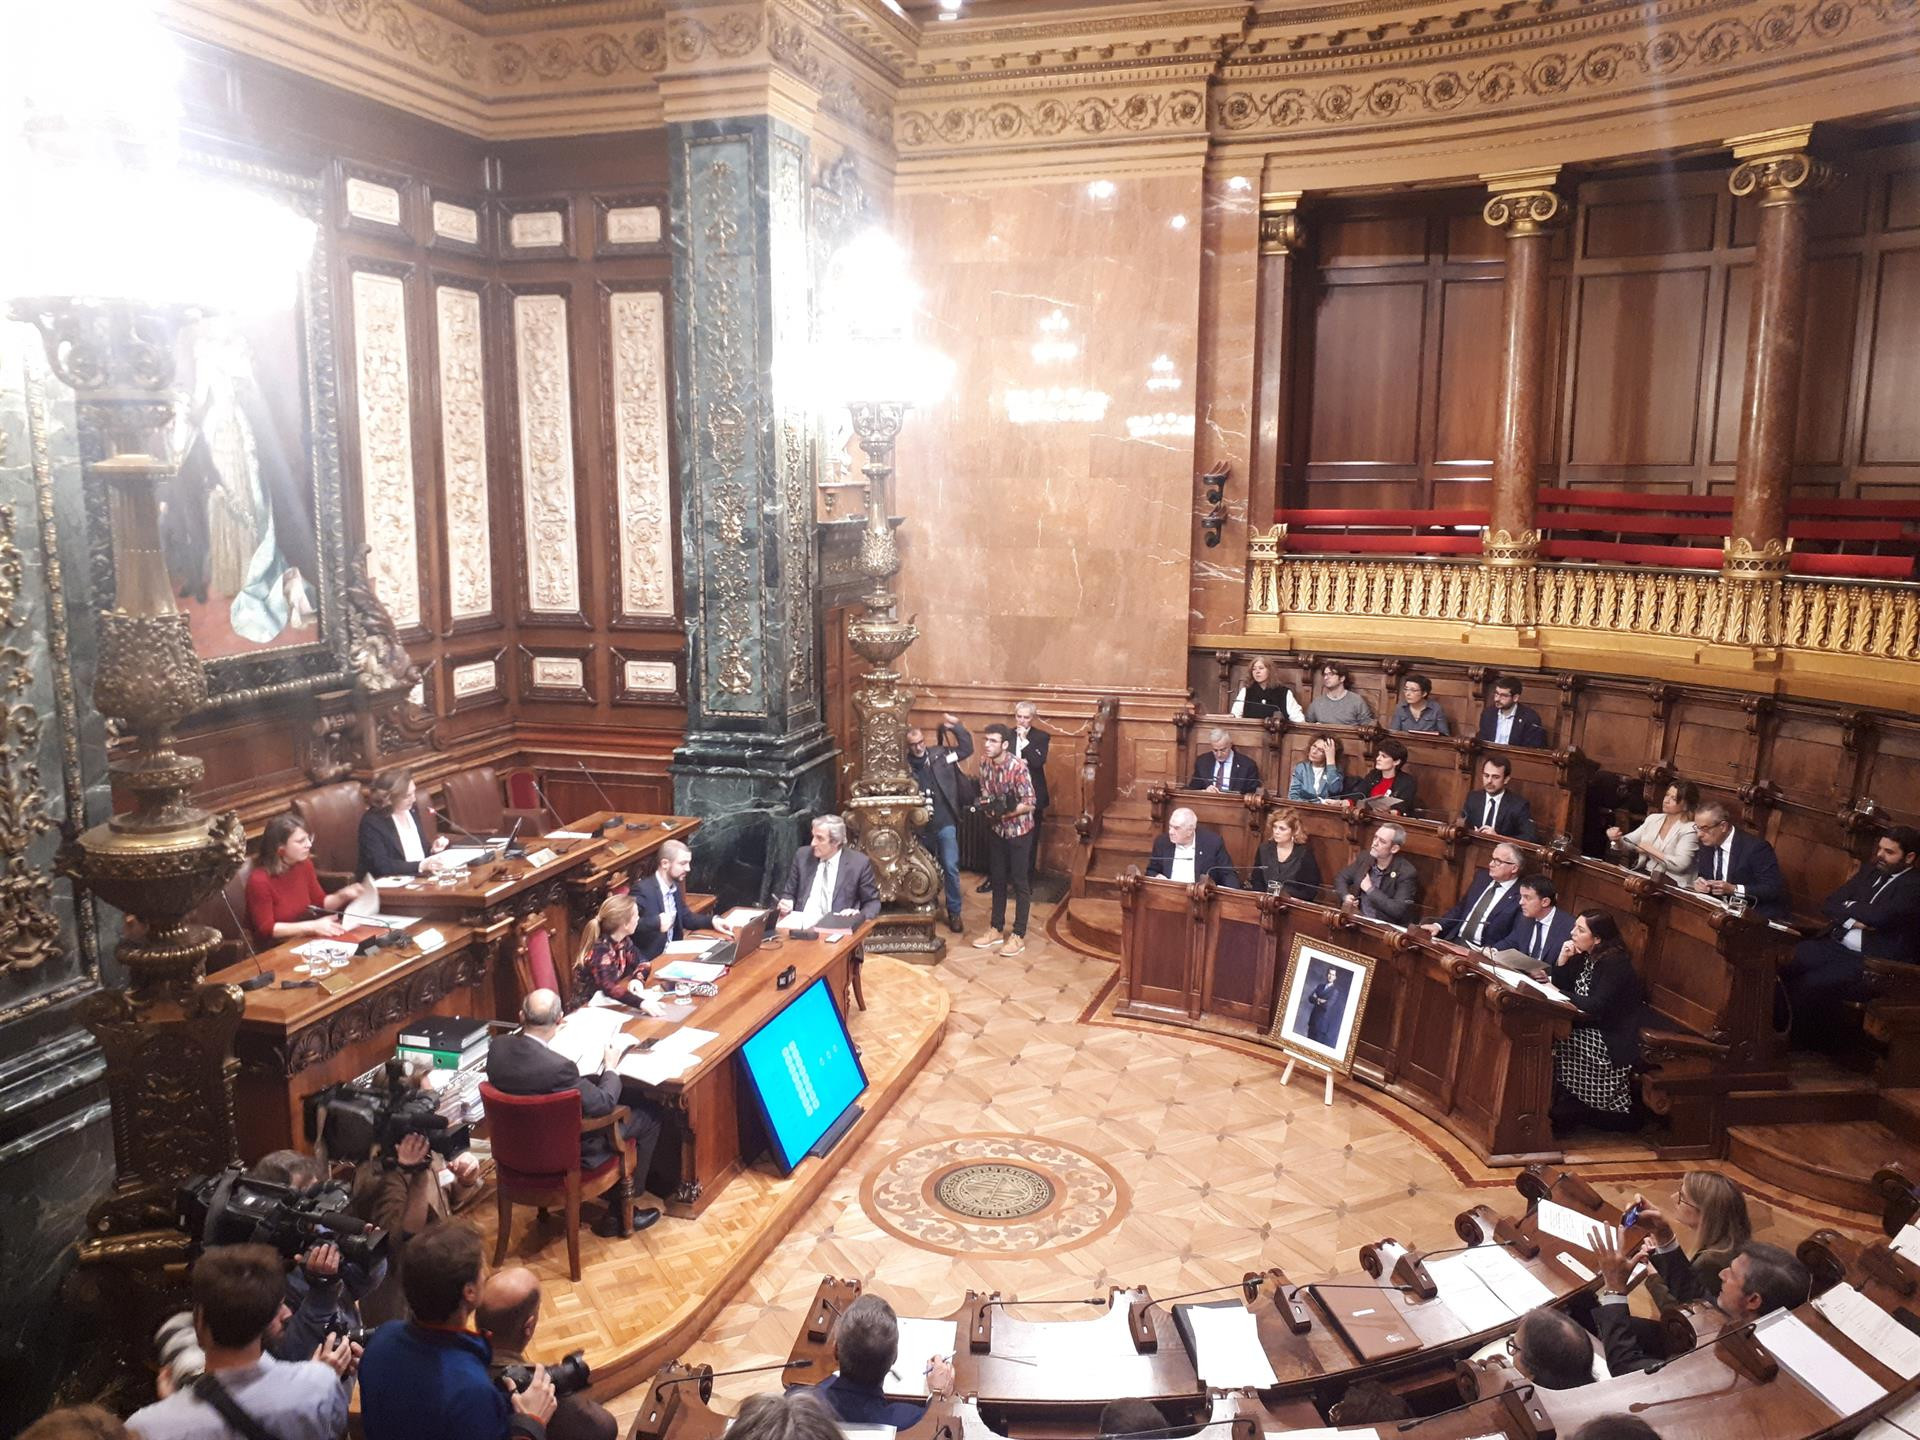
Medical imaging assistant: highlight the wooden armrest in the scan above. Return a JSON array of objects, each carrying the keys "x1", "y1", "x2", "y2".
[
  {"x1": 580, "y1": 1104, "x2": 631, "y2": 1135},
  {"x1": 685, "y1": 891, "x2": 717, "y2": 918},
  {"x1": 1638, "y1": 1026, "x2": 1726, "y2": 1061}
]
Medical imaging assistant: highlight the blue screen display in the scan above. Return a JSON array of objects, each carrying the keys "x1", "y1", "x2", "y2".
[{"x1": 738, "y1": 977, "x2": 868, "y2": 1173}]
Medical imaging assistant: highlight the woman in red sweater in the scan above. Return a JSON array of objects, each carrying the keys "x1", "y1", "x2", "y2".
[{"x1": 245, "y1": 812, "x2": 367, "y2": 950}]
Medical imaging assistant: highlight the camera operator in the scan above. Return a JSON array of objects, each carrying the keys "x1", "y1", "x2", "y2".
[
  {"x1": 126, "y1": 1243, "x2": 357, "y2": 1440},
  {"x1": 244, "y1": 1151, "x2": 386, "y2": 1360},
  {"x1": 359, "y1": 1226, "x2": 555, "y2": 1440},
  {"x1": 477, "y1": 1267, "x2": 614, "y2": 1440}
]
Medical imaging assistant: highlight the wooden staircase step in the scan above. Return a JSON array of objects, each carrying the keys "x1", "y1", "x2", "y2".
[
  {"x1": 1879, "y1": 1089, "x2": 1920, "y2": 1148},
  {"x1": 1726, "y1": 1120, "x2": 1920, "y2": 1212},
  {"x1": 1062, "y1": 898, "x2": 1122, "y2": 959}
]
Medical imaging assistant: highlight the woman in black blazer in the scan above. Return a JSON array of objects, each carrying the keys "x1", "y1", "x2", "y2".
[
  {"x1": 1250, "y1": 809, "x2": 1324, "y2": 900},
  {"x1": 1548, "y1": 908, "x2": 1648, "y2": 1133},
  {"x1": 356, "y1": 767, "x2": 451, "y2": 878},
  {"x1": 1345, "y1": 737, "x2": 1418, "y2": 815}
]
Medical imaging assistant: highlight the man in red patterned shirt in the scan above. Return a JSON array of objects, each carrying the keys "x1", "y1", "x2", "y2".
[{"x1": 971, "y1": 724, "x2": 1038, "y2": 957}]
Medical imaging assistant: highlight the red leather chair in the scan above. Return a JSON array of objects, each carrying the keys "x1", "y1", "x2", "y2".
[
  {"x1": 481, "y1": 1082, "x2": 634, "y2": 1281},
  {"x1": 512, "y1": 923, "x2": 568, "y2": 1010}
]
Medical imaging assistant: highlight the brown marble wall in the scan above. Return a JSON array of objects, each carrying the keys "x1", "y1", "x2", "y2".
[{"x1": 892, "y1": 171, "x2": 1205, "y2": 693}]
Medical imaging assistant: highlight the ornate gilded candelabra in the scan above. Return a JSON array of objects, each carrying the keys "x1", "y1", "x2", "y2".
[
  {"x1": 842, "y1": 399, "x2": 943, "y2": 956},
  {"x1": 12, "y1": 298, "x2": 247, "y2": 1407}
]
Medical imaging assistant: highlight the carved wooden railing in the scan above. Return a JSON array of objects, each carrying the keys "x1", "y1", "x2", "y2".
[
  {"x1": 1248, "y1": 546, "x2": 1920, "y2": 663},
  {"x1": 1069, "y1": 696, "x2": 1120, "y2": 899}
]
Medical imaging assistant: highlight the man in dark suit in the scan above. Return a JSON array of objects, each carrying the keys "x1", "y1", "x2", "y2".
[
  {"x1": 1506, "y1": 874, "x2": 1576, "y2": 968},
  {"x1": 1146, "y1": 807, "x2": 1241, "y2": 888},
  {"x1": 807, "y1": 1294, "x2": 952, "y2": 1429},
  {"x1": 1462, "y1": 756, "x2": 1537, "y2": 841},
  {"x1": 909, "y1": 714, "x2": 972, "y2": 933},
  {"x1": 1422, "y1": 843, "x2": 1525, "y2": 949},
  {"x1": 978, "y1": 702, "x2": 1052, "y2": 892},
  {"x1": 1689, "y1": 801, "x2": 1789, "y2": 919},
  {"x1": 1332, "y1": 823, "x2": 1419, "y2": 923},
  {"x1": 1190, "y1": 727, "x2": 1261, "y2": 795},
  {"x1": 776, "y1": 813, "x2": 882, "y2": 925},
  {"x1": 1476, "y1": 676, "x2": 1549, "y2": 749},
  {"x1": 485, "y1": 989, "x2": 664, "y2": 1234},
  {"x1": 1782, "y1": 826, "x2": 1920, "y2": 1042},
  {"x1": 1302, "y1": 966, "x2": 1342, "y2": 1046},
  {"x1": 632, "y1": 839, "x2": 718, "y2": 962}
]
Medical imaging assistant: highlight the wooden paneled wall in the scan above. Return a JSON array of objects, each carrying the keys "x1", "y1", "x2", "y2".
[
  {"x1": 168, "y1": 42, "x2": 685, "y2": 812},
  {"x1": 1284, "y1": 135, "x2": 1920, "y2": 509}
]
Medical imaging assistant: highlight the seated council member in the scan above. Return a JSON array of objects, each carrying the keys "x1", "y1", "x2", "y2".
[
  {"x1": 1589, "y1": 1230, "x2": 1808, "y2": 1377},
  {"x1": 776, "y1": 814, "x2": 883, "y2": 925},
  {"x1": 1689, "y1": 801, "x2": 1788, "y2": 918},
  {"x1": 1782, "y1": 825, "x2": 1920, "y2": 1042},
  {"x1": 1250, "y1": 810, "x2": 1323, "y2": 899},
  {"x1": 1333, "y1": 823, "x2": 1419, "y2": 924},
  {"x1": 1421, "y1": 843, "x2": 1525, "y2": 949},
  {"x1": 245, "y1": 812, "x2": 367, "y2": 950},
  {"x1": 1546, "y1": 910, "x2": 1648, "y2": 1133},
  {"x1": 1147, "y1": 807, "x2": 1241, "y2": 888},
  {"x1": 1510, "y1": 1307, "x2": 1598, "y2": 1391},
  {"x1": 630, "y1": 839, "x2": 719, "y2": 962},
  {"x1": 1305, "y1": 661, "x2": 1374, "y2": 726},
  {"x1": 1506, "y1": 874, "x2": 1577, "y2": 969},
  {"x1": 1389, "y1": 672, "x2": 1450, "y2": 735},
  {"x1": 808, "y1": 1295, "x2": 953, "y2": 1428},
  {"x1": 1478, "y1": 676, "x2": 1549, "y2": 749},
  {"x1": 1231, "y1": 656, "x2": 1304, "y2": 721},
  {"x1": 1190, "y1": 727, "x2": 1261, "y2": 794},
  {"x1": 1346, "y1": 738, "x2": 1417, "y2": 814},
  {"x1": 1607, "y1": 781, "x2": 1701, "y2": 885},
  {"x1": 1463, "y1": 756, "x2": 1535, "y2": 841},
  {"x1": 357, "y1": 767, "x2": 453, "y2": 879},
  {"x1": 1289, "y1": 736, "x2": 1346, "y2": 803},
  {"x1": 572, "y1": 894, "x2": 649, "y2": 1004}
]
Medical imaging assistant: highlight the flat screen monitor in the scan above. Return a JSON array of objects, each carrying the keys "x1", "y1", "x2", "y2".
[{"x1": 737, "y1": 976, "x2": 868, "y2": 1174}]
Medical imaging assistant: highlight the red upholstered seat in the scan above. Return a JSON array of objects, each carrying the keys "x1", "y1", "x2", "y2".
[
  {"x1": 482, "y1": 1081, "x2": 632, "y2": 1280},
  {"x1": 527, "y1": 927, "x2": 559, "y2": 995}
]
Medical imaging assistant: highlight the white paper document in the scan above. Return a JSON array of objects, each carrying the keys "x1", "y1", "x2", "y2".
[
  {"x1": 1756, "y1": 1309, "x2": 1888, "y2": 1416},
  {"x1": 1426, "y1": 1255, "x2": 1514, "y2": 1333},
  {"x1": 652, "y1": 1026, "x2": 717, "y2": 1057},
  {"x1": 1180, "y1": 1302, "x2": 1279, "y2": 1390},
  {"x1": 883, "y1": 1317, "x2": 959, "y2": 1399},
  {"x1": 1893, "y1": 1223, "x2": 1920, "y2": 1264},
  {"x1": 437, "y1": 846, "x2": 494, "y2": 867},
  {"x1": 1812, "y1": 1282, "x2": 1920, "y2": 1381},
  {"x1": 372, "y1": 876, "x2": 414, "y2": 889},
  {"x1": 617, "y1": 1048, "x2": 702, "y2": 1085},
  {"x1": 547, "y1": 1007, "x2": 630, "y2": 1073},
  {"x1": 1265, "y1": 1429, "x2": 1378, "y2": 1440},
  {"x1": 657, "y1": 958, "x2": 727, "y2": 981},
  {"x1": 1535, "y1": 1199, "x2": 1617, "y2": 1251},
  {"x1": 545, "y1": 830, "x2": 594, "y2": 840},
  {"x1": 1858, "y1": 1392, "x2": 1920, "y2": 1440}
]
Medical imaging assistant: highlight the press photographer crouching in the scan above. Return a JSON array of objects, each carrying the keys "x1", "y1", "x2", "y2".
[
  {"x1": 127, "y1": 1244, "x2": 357, "y2": 1440},
  {"x1": 359, "y1": 1225, "x2": 556, "y2": 1440},
  {"x1": 477, "y1": 1267, "x2": 615, "y2": 1440}
]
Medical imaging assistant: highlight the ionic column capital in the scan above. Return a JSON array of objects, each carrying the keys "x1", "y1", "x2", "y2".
[
  {"x1": 1727, "y1": 126, "x2": 1839, "y2": 207},
  {"x1": 1259, "y1": 191, "x2": 1305, "y2": 256},
  {"x1": 1481, "y1": 167, "x2": 1563, "y2": 237}
]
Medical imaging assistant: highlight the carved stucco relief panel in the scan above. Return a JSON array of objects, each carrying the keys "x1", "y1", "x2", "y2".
[
  {"x1": 435, "y1": 285, "x2": 493, "y2": 623},
  {"x1": 512, "y1": 292, "x2": 581, "y2": 617},
  {"x1": 607, "y1": 290, "x2": 675, "y2": 621},
  {"x1": 350, "y1": 270, "x2": 422, "y2": 631}
]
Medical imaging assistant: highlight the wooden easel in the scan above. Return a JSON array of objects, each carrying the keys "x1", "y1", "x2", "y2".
[{"x1": 1279, "y1": 1052, "x2": 1335, "y2": 1106}]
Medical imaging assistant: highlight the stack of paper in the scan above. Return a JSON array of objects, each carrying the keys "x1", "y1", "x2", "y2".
[
  {"x1": 1812, "y1": 1283, "x2": 1920, "y2": 1380},
  {"x1": 1427, "y1": 1246, "x2": 1557, "y2": 1332},
  {"x1": 1182, "y1": 1303, "x2": 1279, "y2": 1389},
  {"x1": 1755, "y1": 1310, "x2": 1887, "y2": 1415},
  {"x1": 548, "y1": 1006, "x2": 630, "y2": 1073},
  {"x1": 618, "y1": 1026, "x2": 717, "y2": 1084}
]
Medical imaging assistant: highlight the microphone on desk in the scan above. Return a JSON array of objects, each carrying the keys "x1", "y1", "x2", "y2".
[
  {"x1": 221, "y1": 891, "x2": 276, "y2": 992},
  {"x1": 967, "y1": 1295, "x2": 1105, "y2": 1354},
  {"x1": 441, "y1": 815, "x2": 505, "y2": 864},
  {"x1": 1394, "y1": 1382, "x2": 1536, "y2": 1431},
  {"x1": 575, "y1": 760, "x2": 625, "y2": 832}
]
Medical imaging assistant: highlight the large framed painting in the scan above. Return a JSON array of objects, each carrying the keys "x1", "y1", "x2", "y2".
[
  {"x1": 80, "y1": 151, "x2": 354, "y2": 712},
  {"x1": 1267, "y1": 934, "x2": 1377, "y2": 1078}
]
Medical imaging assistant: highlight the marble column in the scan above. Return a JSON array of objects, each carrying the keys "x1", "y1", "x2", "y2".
[
  {"x1": 1476, "y1": 167, "x2": 1563, "y2": 632},
  {"x1": 1248, "y1": 191, "x2": 1304, "y2": 577},
  {"x1": 1725, "y1": 127, "x2": 1833, "y2": 582},
  {"x1": 668, "y1": 115, "x2": 837, "y2": 899}
]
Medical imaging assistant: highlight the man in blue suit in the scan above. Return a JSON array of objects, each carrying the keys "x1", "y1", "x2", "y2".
[
  {"x1": 1477, "y1": 676, "x2": 1550, "y2": 749},
  {"x1": 632, "y1": 839, "x2": 718, "y2": 962},
  {"x1": 1507, "y1": 874, "x2": 1577, "y2": 970},
  {"x1": 1147, "y1": 807, "x2": 1242, "y2": 888},
  {"x1": 1422, "y1": 843, "x2": 1526, "y2": 949},
  {"x1": 1690, "y1": 801, "x2": 1789, "y2": 919},
  {"x1": 1190, "y1": 728, "x2": 1262, "y2": 795}
]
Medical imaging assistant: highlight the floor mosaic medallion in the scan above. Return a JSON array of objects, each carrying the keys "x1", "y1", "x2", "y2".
[{"x1": 860, "y1": 1131, "x2": 1127, "y2": 1256}]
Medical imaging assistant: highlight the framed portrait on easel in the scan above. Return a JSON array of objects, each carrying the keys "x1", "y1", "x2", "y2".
[{"x1": 1268, "y1": 935, "x2": 1376, "y2": 1080}]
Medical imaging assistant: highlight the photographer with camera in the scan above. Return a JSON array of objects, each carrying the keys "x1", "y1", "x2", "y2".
[
  {"x1": 477, "y1": 1267, "x2": 614, "y2": 1440},
  {"x1": 127, "y1": 1244, "x2": 357, "y2": 1440},
  {"x1": 359, "y1": 1225, "x2": 555, "y2": 1440},
  {"x1": 969, "y1": 724, "x2": 1037, "y2": 959},
  {"x1": 242, "y1": 1151, "x2": 387, "y2": 1360}
]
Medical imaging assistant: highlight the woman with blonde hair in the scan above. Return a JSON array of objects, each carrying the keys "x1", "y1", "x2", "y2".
[
  {"x1": 574, "y1": 892, "x2": 648, "y2": 1003},
  {"x1": 1646, "y1": 1170, "x2": 1753, "y2": 1307},
  {"x1": 1250, "y1": 809, "x2": 1324, "y2": 900}
]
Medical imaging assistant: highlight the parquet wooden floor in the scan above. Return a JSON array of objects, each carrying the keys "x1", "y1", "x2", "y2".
[{"x1": 593, "y1": 891, "x2": 1880, "y2": 1429}]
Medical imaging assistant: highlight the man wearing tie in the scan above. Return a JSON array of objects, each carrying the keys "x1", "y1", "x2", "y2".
[
  {"x1": 1463, "y1": 757, "x2": 1536, "y2": 841},
  {"x1": 1510, "y1": 875, "x2": 1576, "y2": 971},
  {"x1": 1689, "y1": 801, "x2": 1788, "y2": 918},
  {"x1": 1781, "y1": 826, "x2": 1920, "y2": 1043},
  {"x1": 776, "y1": 815, "x2": 883, "y2": 927},
  {"x1": 1146, "y1": 807, "x2": 1241, "y2": 888},
  {"x1": 1190, "y1": 728, "x2": 1261, "y2": 795},
  {"x1": 632, "y1": 839, "x2": 719, "y2": 961},
  {"x1": 1477, "y1": 677, "x2": 1550, "y2": 749},
  {"x1": 1422, "y1": 844, "x2": 1526, "y2": 949}
]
